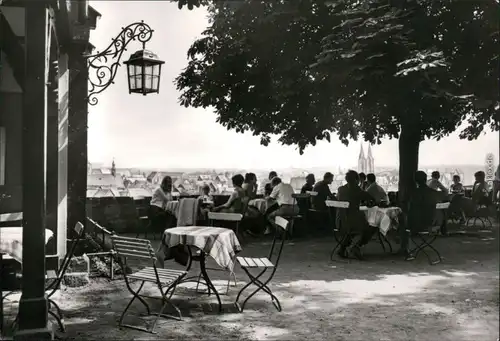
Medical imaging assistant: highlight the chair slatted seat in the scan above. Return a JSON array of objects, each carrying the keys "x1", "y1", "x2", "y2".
[
  {"x1": 128, "y1": 267, "x2": 185, "y2": 284},
  {"x1": 237, "y1": 256, "x2": 274, "y2": 268},
  {"x1": 111, "y1": 235, "x2": 187, "y2": 334},
  {"x1": 235, "y1": 216, "x2": 289, "y2": 313}
]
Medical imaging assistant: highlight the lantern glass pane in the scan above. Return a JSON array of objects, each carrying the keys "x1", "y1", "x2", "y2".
[
  {"x1": 135, "y1": 74, "x2": 142, "y2": 90},
  {"x1": 152, "y1": 64, "x2": 159, "y2": 76},
  {"x1": 145, "y1": 65, "x2": 153, "y2": 76},
  {"x1": 129, "y1": 76, "x2": 136, "y2": 90},
  {"x1": 144, "y1": 74, "x2": 152, "y2": 90},
  {"x1": 127, "y1": 64, "x2": 135, "y2": 77},
  {"x1": 152, "y1": 76, "x2": 159, "y2": 91}
]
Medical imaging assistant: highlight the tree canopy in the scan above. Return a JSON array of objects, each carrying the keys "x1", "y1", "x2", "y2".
[
  {"x1": 176, "y1": 0, "x2": 498, "y2": 149},
  {"x1": 175, "y1": 0, "x2": 499, "y2": 197}
]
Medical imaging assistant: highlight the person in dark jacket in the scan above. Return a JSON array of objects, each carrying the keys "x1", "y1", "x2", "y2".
[
  {"x1": 359, "y1": 172, "x2": 368, "y2": 191},
  {"x1": 301, "y1": 174, "x2": 316, "y2": 194},
  {"x1": 336, "y1": 170, "x2": 375, "y2": 259},
  {"x1": 312, "y1": 172, "x2": 335, "y2": 211}
]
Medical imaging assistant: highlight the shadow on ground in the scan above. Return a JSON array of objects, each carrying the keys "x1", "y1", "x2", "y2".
[{"x1": 2, "y1": 222, "x2": 499, "y2": 340}]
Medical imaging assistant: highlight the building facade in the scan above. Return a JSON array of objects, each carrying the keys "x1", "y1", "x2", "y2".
[{"x1": 0, "y1": 1, "x2": 99, "y2": 338}]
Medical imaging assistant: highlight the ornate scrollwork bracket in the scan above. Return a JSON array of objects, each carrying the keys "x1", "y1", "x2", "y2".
[{"x1": 84, "y1": 21, "x2": 153, "y2": 106}]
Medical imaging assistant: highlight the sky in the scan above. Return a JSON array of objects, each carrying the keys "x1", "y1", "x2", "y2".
[{"x1": 87, "y1": 1, "x2": 498, "y2": 170}]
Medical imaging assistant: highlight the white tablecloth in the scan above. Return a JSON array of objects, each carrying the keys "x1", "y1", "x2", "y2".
[
  {"x1": 162, "y1": 226, "x2": 241, "y2": 271},
  {"x1": 360, "y1": 206, "x2": 402, "y2": 236},
  {"x1": 249, "y1": 198, "x2": 272, "y2": 214},
  {"x1": 165, "y1": 200, "x2": 179, "y2": 217},
  {"x1": 0, "y1": 227, "x2": 54, "y2": 263}
]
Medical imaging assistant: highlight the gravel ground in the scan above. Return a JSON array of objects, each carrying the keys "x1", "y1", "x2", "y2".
[{"x1": 2, "y1": 221, "x2": 499, "y2": 341}]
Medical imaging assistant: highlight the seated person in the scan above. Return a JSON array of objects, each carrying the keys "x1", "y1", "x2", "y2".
[
  {"x1": 365, "y1": 173, "x2": 389, "y2": 205},
  {"x1": 266, "y1": 177, "x2": 299, "y2": 229},
  {"x1": 311, "y1": 172, "x2": 335, "y2": 211},
  {"x1": 242, "y1": 173, "x2": 258, "y2": 199},
  {"x1": 198, "y1": 184, "x2": 214, "y2": 203},
  {"x1": 197, "y1": 184, "x2": 214, "y2": 220},
  {"x1": 336, "y1": 170, "x2": 376, "y2": 260},
  {"x1": 402, "y1": 171, "x2": 440, "y2": 257},
  {"x1": 452, "y1": 171, "x2": 492, "y2": 220},
  {"x1": 448, "y1": 175, "x2": 466, "y2": 223},
  {"x1": 301, "y1": 174, "x2": 316, "y2": 194},
  {"x1": 450, "y1": 175, "x2": 465, "y2": 195},
  {"x1": 150, "y1": 176, "x2": 173, "y2": 231},
  {"x1": 427, "y1": 171, "x2": 449, "y2": 200},
  {"x1": 212, "y1": 174, "x2": 245, "y2": 213},
  {"x1": 242, "y1": 173, "x2": 262, "y2": 218},
  {"x1": 264, "y1": 171, "x2": 278, "y2": 196},
  {"x1": 471, "y1": 171, "x2": 491, "y2": 205},
  {"x1": 359, "y1": 172, "x2": 368, "y2": 191}
]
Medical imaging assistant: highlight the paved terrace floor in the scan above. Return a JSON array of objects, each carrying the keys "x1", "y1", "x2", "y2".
[{"x1": 3, "y1": 222, "x2": 499, "y2": 340}]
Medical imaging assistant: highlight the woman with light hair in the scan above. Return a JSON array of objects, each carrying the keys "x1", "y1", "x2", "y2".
[{"x1": 149, "y1": 176, "x2": 173, "y2": 231}]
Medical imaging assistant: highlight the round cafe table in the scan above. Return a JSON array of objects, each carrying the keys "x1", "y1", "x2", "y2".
[{"x1": 161, "y1": 226, "x2": 242, "y2": 312}]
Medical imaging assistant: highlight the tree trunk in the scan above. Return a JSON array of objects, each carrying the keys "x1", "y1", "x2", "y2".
[{"x1": 398, "y1": 122, "x2": 421, "y2": 211}]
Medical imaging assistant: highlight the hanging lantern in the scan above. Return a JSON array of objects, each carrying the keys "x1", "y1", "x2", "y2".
[{"x1": 124, "y1": 49, "x2": 165, "y2": 95}]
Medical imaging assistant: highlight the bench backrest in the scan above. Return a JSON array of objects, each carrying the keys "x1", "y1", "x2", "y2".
[
  {"x1": 326, "y1": 200, "x2": 350, "y2": 209},
  {"x1": 208, "y1": 212, "x2": 243, "y2": 222},
  {"x1": 292, "y1": 193, "x2": 310, "y2": 199},
  {"x1": 0, "y1": 212, "x2": 23, "y2": 226}
]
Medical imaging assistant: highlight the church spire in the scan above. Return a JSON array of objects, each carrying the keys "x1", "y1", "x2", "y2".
[
  {"x1": 358, "y1": 143, "x2": 365, "y2": 159},
  {"x1": 367, "y1": 144, "x2": 373, "y2": 159},
  {"x1": 366, "y1": 145, "x2": 375, "y2": 173},
  {"x1": 111, "y1": 158, "x2": 116, "y2": 177},
  {"x1": 358, "y1": 143, "x2": 366, "y2": 173}
]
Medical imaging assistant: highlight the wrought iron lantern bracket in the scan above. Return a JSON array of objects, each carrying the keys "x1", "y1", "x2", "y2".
[{"x1": 84, "y1": 21, "x2": 154, "y2": 106}]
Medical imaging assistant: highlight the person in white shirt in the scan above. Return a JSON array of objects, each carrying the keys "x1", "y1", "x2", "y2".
[
  {"x1": 149, "y1": 176, "x2": 174, "y2": 231},
  {"x1": 365, "y1": 173, "x2": 389, "y2": 205},
  {"x1": 427, "y1": 171, "x2": 449, "y2": 200},
  {"x1": 266, "y1": 177, "x2": 299, "y2": 229},
  {"x1": 263, "y1": 171, "x2": 278, "y2": 195}
]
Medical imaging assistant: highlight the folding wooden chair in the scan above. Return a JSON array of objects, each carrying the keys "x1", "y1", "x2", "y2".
[
  {"x1": 465, "y1": 205, "x2": 493, "y2": 228},
  {"x1": 235, "y1": 216, "x2": 289, "y2": 312},
  {"x1": 45, "y1": 222, "x2": 86, "y2": 332},
  {"x1": 405, "y1": 202, "x2": 445, "y2": 265},
  {"x1": 284, "y1": 193, "x2": 308, "y2": 238},
  {"x1": 8, "y1": 222, "x2": 86, "y2": 333},
  {"x1": 306, "y1": 191, "x2": 330, "y2": 232},
  {"x1": 195, "y1": 212, "x2": 242, "y2": 294},
  {"x1": 326, "y1": 200, "x2": 350, "y2": 260},
  {"x1": 111, "y1": 235, "x2": 187, "y2": 333}
]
